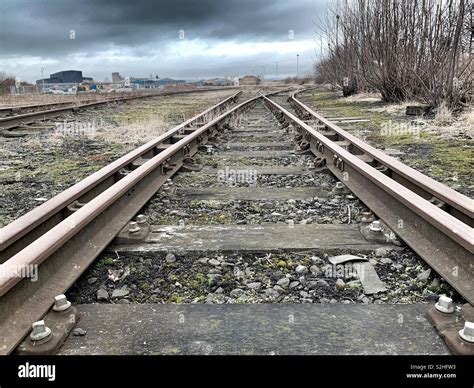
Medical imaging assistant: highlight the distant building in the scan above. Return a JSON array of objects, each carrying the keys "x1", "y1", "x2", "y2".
[
  {"x1": 130, "y1": 77, "x2": 186, "y2": 88},
  {"x1": 36, "y1": 70, "x2": 92, "y2": 84},
  {"x1": 112, "y1": 72, "x2": 124, "y2": 82},
  {"x1": 202, "y1": 78, "x2": 233, "y2": 86},
  {"x1": 239, "y1": 75, "x2": 261, "y2": 85}
]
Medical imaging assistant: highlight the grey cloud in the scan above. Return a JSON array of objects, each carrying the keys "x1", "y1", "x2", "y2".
[{"x1": 0, "y1": 0, "x2": 324, "y2": 81}]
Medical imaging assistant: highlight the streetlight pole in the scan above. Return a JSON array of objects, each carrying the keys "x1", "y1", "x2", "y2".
[
  {"x1": 41, "y1": 67, "x2": 45, "y2": 93},
  {"x1": 274, "y1": 61, "x2": 278, "y2": 81},
  {"x1": 296, "y1": 54, "x2": 299, "y2": 79}
]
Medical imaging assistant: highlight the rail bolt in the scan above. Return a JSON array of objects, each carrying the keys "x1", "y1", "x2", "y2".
[
  {"x1": 52, "y1": 294, "x2": 71, "y2": 312},
  {"x1": 30, "y1": 320, "x2": 51, "y2": 341},
  {"x1": 458, "y1": 321, "x2": 474, "y2": 343},
  {"x1": 369, "y1": 220, "x2": 383, "y2": 232},
  {"x1": 128, "y1": 221, "x2": 141, "y2": 234},
  {"x1": 434, "y1": 295, "x2": 454, "y2": 314},
  {"x1": 136, "y1": 214, "x2": 148, "y2": 225}
]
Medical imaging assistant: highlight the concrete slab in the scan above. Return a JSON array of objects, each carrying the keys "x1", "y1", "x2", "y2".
[
  {"x1": 328, "y1": 255, "x2": 387, "y2": 294},
  {"x1": 329, "y1": 254, "x2": 369, "y2": 265},
  {"x1": 355, "y1": 262, "x2": 388, "y2": 295},
  {"x1": 112, "y1": 224, "x2": 391, "y2": 253},
  {"x1": 58, "y1": 304, "x2": 449, "y2": 355},
  {"x1": 176, "y1": 186, "x2": 323, "y2": 200}
]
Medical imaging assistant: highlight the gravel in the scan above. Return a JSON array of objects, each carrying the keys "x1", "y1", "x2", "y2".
[{"x1": 69, "y1": 248, "x2": 462, "y2": 305}]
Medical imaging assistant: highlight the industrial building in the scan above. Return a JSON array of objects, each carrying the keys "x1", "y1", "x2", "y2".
[
  {"x1": 130, "y1": 77, "x2": 186, "y2": 88},
  {"x1": 239, "y1": 75, "x2": 261, "y2": 85},
  {"x1": 36, "y1": 70, "x2": 93, "y2": 84},
  {"x1": 112, "y1": 72, "x2": 124, "y2": 82},
  {"x1": 201, "y1": 78, "x2": 233, "y2": 86}
]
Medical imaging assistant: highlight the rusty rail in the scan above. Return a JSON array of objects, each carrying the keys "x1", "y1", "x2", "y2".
[
  {"x1": 290, "y1": 91, "x2": 473, "y2": 226},
  {"x1": 0, "y1": 87, "x2": 239, "y2": 130},
  {"x1": 263, "y1": 93, "x2": 473, "y2": 306},
  {"x1": 0, "y1": 91, "x2": 242, "y2": 262},
  {"x1": 0, "y1": 89, "x2": 285, "y2": 355}
]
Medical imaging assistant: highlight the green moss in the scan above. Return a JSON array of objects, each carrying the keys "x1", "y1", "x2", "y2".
[
  {"x1": 101, "y1": 257, "x2": 115, "y2": 266},
  {"x1": 194, "y1": 273, "x2": 206, "y2": 285},
  {"x1": 168, "y1": 274, "x2": 179, "y2": 282},
  {"x1": 167, "y1": 294, "x2": 184, "y2": 303}
]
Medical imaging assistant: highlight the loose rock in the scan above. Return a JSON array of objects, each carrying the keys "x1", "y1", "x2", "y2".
[
  {"x1": 416, "y1": 268, "x2": 431, "y2": 282},
  {"x1": 72, "y1": 328, "x2": 87, "y2": 336},
  {"x1": 165, "y1": 253, "x2": 176, "y2": 263},
  {"x1": 276, "y1": 277, "x2": 290, "y2": 287},
  {"x1": 111, "y1": 286, "x2": 130, "y2": 299},
  {"x1": 335, "y1": 279, "x2": 346, "y2": 290},
  {"x1": 295, "y1": 265, "x2": 308, "y2": 274},
  {"x1": 97, "y1": 289, "x2": 109, "y2": 301}
]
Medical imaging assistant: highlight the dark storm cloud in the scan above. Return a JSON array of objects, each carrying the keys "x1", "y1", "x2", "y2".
[
  {"x1": 0, "y1": 0, "x2": 321, "y2": 56},
  {"x1": 0, "y1": 0, "x2": 325, "y2": 82}
]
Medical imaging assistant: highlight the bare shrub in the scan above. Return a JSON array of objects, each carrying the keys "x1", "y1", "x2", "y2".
[{"x1": 315, "y1": 0, "x2": 473, "y2": 108}]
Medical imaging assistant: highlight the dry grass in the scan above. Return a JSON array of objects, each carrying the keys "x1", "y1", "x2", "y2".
[
  {"x1": 434, "y1": 102, "x2": 453, "y2": 126},
  {"x1": 344, "y1": 92, "x2": 381, "y2": 103},
  {"x1": 0, "y1": 94, "x2": 101, "y2": 107},
  {"x1": 367, "y1": 100, "x2": 421, "y2": 116},
  {"x1": 97, "y1": 115, "x2": 169, "y2": 152}
]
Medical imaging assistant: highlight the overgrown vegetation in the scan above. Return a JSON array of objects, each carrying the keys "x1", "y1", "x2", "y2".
[
  {"x1": 315, "y1": 0, "x2": 473, "y2": 109},
  {"x1": 0, "y1": 71, "x2": 15, "y2": 94}
]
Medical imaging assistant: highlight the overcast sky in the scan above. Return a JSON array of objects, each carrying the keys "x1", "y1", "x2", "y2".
[{"x1": 0, "y1": 0, "x2": 327, "y2": 83}]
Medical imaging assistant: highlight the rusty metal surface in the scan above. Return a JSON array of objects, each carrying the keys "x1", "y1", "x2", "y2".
[
  {"x1": 0, "y1": 91, "x2": 242, "y2": 262},
  {"x1": 426, "y1": 304, "x2": 474, "y2": 355},
  {"x1": 0, "y1": 91, "x2": 271, "y2": 355},
  {"x1": 291, "y1": 92, "x2": 474, "y2": 224},
  {"x1": 263, "y1": 95, "x2": 473, "y2": 305}
]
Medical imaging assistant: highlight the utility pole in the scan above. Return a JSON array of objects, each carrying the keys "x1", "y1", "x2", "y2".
[
  {"x1": 296, "y1": 54, "x2": 299, "y2": 79},
  {"x1": 261, "y1": 66, "x2": 265, "y2": 80},
  {"x1": 41, "y1": 67, "x2": 45, "y2": 93},
  {"x1": 274, "y1": 61, "x2": 278, "y2": 81}
]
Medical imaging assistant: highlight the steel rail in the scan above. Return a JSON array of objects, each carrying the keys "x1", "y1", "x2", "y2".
[
  {"x1": 0, "y1": 90, "x2": 285, "y2": 355},
  {"x1": 263, "y1": 94, "x2": 473, "y2": 305},
  {"x1": 0, "y1": 87, "x2": 239, "y2": 130},
  {"x1": 290, "y1": 91, "x2": 474, "y2": 225},
  {"x1": 0, "y1": 91, "x2": 242, "y2": 262},
  {"x1": 0, "y1": 94, "x2": 139, "y2": 113}
]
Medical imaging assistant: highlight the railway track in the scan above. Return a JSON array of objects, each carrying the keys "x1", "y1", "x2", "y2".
[
  {"x1": 270, "y1": 91, "x2": 473, "y2": 303},
  {"x1": 0, "y1": 87, "x2": 472, "y2": 355},
  {"x1": 0, "y1": 87, "x2": 237, "y2": 131}
]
